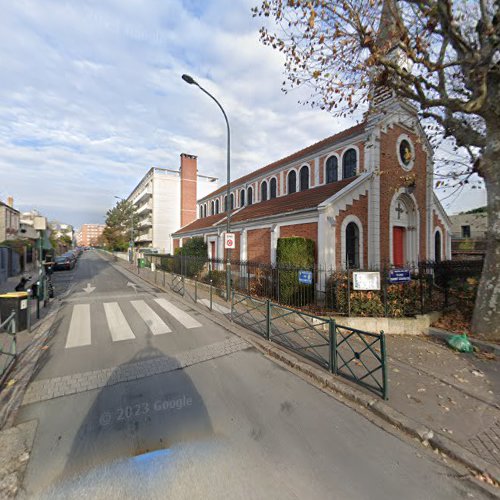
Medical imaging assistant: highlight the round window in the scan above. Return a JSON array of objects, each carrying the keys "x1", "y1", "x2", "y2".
[{"x1": 399, "y1": 139, "x2": 413, "y2": 167}]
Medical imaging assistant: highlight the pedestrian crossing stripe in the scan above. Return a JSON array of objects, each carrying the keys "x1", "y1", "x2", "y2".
[
  {"x1": 130, "y1": 300, "x2": 171, "y2": 335},
  {"x1": 64, "y1": 298, "x2": 201, "y2": 348},
  {"x1": 104, "y1": 302, "x2": 136, "y2": 342}
]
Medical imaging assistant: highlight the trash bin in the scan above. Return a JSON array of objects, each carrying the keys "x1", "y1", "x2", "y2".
[
  {"x1": 0, "y1": 291, "x2": 29, "y2": 332},
  {"x1": 138, "y1": 258, "x2": 146, "y2": 268}
]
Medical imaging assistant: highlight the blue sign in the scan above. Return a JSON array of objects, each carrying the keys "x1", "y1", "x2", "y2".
[
  {"x1": 298, "y1": 270, "x2": 313, "y2": 285},
  {"x1": 389, "y1": 269, "x2": 411, "y2": 284}
]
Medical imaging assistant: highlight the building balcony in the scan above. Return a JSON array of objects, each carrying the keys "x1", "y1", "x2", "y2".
[
  {"x1": 136, "y1": 201, "x2": 153, "y2": 215},
  {"x1": 134, "y1": 186, "x2": 153, "y2": 205},
  {"x1": 135, "y1": 231, "x2": 153, "y2": 243}
]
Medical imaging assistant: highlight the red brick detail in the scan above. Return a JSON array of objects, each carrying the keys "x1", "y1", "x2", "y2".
[
  {"x1": 247, "y1": 228, "x2": 271, "y2": 263},
  {"x1": 173, "y1": 239, "x2": 180, "y2": 252},
  {"x1": 180, "y1": 153, "x2": 197, "y2": 227},
  {"x1": 279, "y1": 223, "x2": 318, "y2": 260},
  {"x1": 379, "y1": 125, "x2": 428, "y2": 264},
  {"x1": 335, "y1": 194, "x2": 369, "y2": 268}
]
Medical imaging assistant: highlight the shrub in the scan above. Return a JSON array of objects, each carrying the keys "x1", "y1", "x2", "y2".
[
  {"x1": 175, "y1": 237, "x2": 207, "y2": 277},
  {"x1": 276, "y1": 237, "x2": 315, "y2": 306}
]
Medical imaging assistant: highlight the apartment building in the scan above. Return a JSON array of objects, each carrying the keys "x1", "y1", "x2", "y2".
[
  {"x1": 126, "y1": 153, "x2": 218, "y2": 254},
  {"x1": 0, "y1": 197, "x2": 20, "y2": 243},
  {"x1": 77, "y1": 224, "x2": 106, "y2": 247}
]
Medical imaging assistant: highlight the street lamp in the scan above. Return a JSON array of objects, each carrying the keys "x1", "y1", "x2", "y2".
[
  {"x1": 182, "y1": 73, "x2": 232, "y2": 300},
  {"x1": 114, "y1": 195, "x2": 135, "y2": 262}
]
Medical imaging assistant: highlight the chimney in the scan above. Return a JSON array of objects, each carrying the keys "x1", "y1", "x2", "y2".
[
  {"x1": 180, "y1": 153, "x2": 198, "y2": 227},
  {"x1": 7, "y1": 196, "x2": 13, "y2": 208}
]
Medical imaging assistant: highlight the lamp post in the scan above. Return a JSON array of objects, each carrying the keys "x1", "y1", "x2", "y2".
[
  {"x1": 182, "y1": 74, "x2": 232, "y2": 300},
  {"x1": 114, "y1": 196, "x2": 135, "y2": 262}
]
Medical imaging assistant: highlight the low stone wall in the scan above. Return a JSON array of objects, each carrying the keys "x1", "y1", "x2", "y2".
[{"x1": 328, "y1": 312, "x2": 442, "y2": 335}]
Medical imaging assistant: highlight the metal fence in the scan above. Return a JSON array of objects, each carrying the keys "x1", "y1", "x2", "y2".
[
  {"x1": 0, "y1": 310, "x2": 17, "y2": 385},
  {"x1": 144, "y1": 254, "x2": 482, "y2": 319},
  {"x1": 231, "y1": 291, "x2": 388, "y2": 399}
]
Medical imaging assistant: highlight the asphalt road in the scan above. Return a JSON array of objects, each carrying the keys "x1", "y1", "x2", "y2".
[{"x1": 15, "y1": 251, "x2": 483, "y2": 499}]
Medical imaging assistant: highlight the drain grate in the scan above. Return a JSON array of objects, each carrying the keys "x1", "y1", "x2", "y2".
[{"x1": 468, "y1": 421, "x2": 500, "y2": 466}]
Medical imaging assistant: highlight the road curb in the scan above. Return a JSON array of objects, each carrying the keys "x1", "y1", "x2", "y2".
[
  {"x1": 110, "y1": 259, "x2": 500, "y2": 490},
  {"x1": 429, "y1": 327, "x2": 500, "y2": 356},
  {"x1": 0, "y1": 298, "x2": 62, "y2": 430}
]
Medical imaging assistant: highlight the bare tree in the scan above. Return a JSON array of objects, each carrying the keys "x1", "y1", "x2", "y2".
[{"x1": 253, "y1": 0, "x2": 499, "y2": 339}]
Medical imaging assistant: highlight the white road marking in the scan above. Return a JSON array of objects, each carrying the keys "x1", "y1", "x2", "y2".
[
  {"x1": 154, "y1": 298, "x2": 202, "y2": 329},
  {"x1": 65, "y1": 304, "x2": 91, "y2": 348},
  {"x1": 199, "y1": 298, "x2": 231, "y2": 315},
  {"x1": 131, "y1": 300, "x2": 171, "y2": 335},
  {"x1": 103, "y1": 302, "x2": 136, "y2": 341}
]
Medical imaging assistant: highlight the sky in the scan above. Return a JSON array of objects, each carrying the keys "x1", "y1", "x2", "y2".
[{"x1": 0, "y1": 0, "x2": 487, "y2": 229}]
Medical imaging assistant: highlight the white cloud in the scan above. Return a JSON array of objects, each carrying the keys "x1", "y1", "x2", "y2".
[{"x1": 0, "y1": 0, "x2": 483, "y2": 228}]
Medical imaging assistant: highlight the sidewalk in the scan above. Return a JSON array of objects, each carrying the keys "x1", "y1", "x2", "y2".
[{"x1": 104, "y1": 254, "x2": 500, "y2": 488}]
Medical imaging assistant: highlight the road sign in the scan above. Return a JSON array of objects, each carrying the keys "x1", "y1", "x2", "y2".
[
  {"x1": 298, "y1": 270, "x2": 313, "y2": 285},
  {"x1": 353, "y1": 272, "x2": 381, "y2": 290},
  {"x1": 224, "y1": 233, "x2": 235, "y2": 249},
  {"x1": 389, "y1": 269, "x2": 411, "y2": 284}
]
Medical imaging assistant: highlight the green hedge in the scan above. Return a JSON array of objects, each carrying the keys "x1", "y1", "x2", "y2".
[
  {"x1": 175, "y1": 237, "x2": 207, "y2": 277},
  {"x1": 276, "y1": 237, "x2": 315, "y2": 305}
]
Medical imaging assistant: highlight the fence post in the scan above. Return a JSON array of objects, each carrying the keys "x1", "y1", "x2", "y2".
[
  {"x1": 230, "y1": 289, "x2": 234, "y2": 322},
  {"x1": 181, "y1": 276, "x2": 185, "y2": 296},
  {"x1": 380, "y1": 330, "x2": 388, "y2": 400},
  {"x1": 266, "y1": 300, "x2": 271, "y2": 341},
  {"x1": 329, "y1": 319, "x2": 337, "y2": 374},
  {"x1": 194, "y1": 275, "x2": 198, "y2": 303},
  {"x1": 419, "y1": 265, "x2": 424, "y2": 315},
  {"x1": 382, "y1": 267, "x2": 388, "y2": 317},
  {"x1": 163, "y1": 270, "x2": 165, "y2": 288},
  {"x1": 209, "y1": 279, "x2": 213, "y2": 311}
]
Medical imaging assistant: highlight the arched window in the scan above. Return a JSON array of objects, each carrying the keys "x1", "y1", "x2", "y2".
[
  {"x1": 270, "y1": 178, "x2": 277, "y2": 199},
  {"x1": 346, "y1": 222, "x2": 360, "y2": 268},
  {"x1": 224, "y1": 196, "x2": 227, "y2": 212},
  {"x1": 287, "y1": 170, "x2": 297, "y2": 194},
  {"x1": 299, "y1": 166, "x2": 309, "y2": 191},
  {"x1": 326, "y1": 156, "x2": 338, "y2": 184},
  {"x1": 261, "y1": 180, "x2": 268, "y2": 202},
  {"x1": 210, "y1": 201, "x2": 215, "y2": 216},
  {"x1": 435, "y1": 231, "x2": 442, "y2": 262},
  {"x1": 215, "y1": 199, "x2": 219, "y2": 214},
  {"x1": 248, "y1": 186, "x2": 253, "y2": 205},
  {"x1": 240, "y1": 189, "x2": 245, "y2": 207},
  {"x1": 343, "y1": 149, "x2": 357, "y2": 179},
  {"x1": 230, "y1": 193, "x2": 234, "y2": 210}
]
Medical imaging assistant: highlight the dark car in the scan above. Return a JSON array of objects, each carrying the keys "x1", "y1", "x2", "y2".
[{"x1": 53, "y1": 255, "x2": 74, "y2": 271}]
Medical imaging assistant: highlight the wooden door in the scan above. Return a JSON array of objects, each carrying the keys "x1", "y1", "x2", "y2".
[{"x1": 393, "y1": 227, "x2": 405, "y2": 267}]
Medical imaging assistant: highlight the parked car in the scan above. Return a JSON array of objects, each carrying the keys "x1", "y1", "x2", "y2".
[{"x1": 53, "y1": 255, "x2": 74, "y2": 271}]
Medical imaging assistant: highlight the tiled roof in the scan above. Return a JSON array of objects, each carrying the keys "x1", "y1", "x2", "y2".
[
  {"x1": 198, "y1": 121, "x2": 366, "y2": 202},
  {"x1": 174, "y1": 176, "x2": 357, "y2": 235}
]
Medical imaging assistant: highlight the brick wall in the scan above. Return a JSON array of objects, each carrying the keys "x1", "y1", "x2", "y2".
[
  {"x1": 173, "y1": 239, "x2": 180, "y2": 252},
  {"x1": 335, "y1": 194, "x2": 369, "y2": 268},
  {"x1": 379, "y1": 125, "x2": 428, "y2": 264},
  {"x1": 247, "y1": 228, "x2": 271, "y2": 263},
  {"x1": 180, "y1": 154, "x2": 197, "y2": 227}
]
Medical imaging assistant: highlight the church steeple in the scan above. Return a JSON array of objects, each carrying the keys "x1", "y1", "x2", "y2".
[{"x1": 370, "y1": 0, "x2": 411, "y2": 109}]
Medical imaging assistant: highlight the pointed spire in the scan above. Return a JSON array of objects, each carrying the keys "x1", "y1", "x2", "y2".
[{"x1": 376, "y1": 0, "x2": 404, "y2": 56}]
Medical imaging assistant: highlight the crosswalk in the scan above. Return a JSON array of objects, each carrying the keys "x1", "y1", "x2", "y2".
[{"x1": 64, "y1": 298, "x2": 201, "y2": 349}]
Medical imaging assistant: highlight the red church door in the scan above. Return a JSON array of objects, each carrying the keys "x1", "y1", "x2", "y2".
[{"x1": 393, "y1": 227, "x2": 406, "y2": 267}]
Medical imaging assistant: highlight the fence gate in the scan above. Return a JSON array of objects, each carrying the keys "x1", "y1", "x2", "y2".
[
  {"x1": 231, "y1": 292, "x2": 268, "y2": 338},
  {"x1": 170, "y1": 274, "x2": 185, "y2": 296},
  {"x1": 334, "y1": 324, "x2": 388, "y2": 399}
]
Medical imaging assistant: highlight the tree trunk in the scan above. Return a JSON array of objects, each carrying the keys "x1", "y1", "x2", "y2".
[{"x1": 470, "y1": 128, "x2": 500, "y2": 341}]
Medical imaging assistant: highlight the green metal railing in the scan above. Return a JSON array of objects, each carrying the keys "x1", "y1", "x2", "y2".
[
  {"x1": 0, "y1": 311, "x2": 17, "y2": 385},
  {"x1": 231, "y1": 291, "x2": 388, "y2": 399}
]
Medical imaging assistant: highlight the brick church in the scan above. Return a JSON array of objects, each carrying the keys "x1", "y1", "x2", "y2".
[{"x1": 172, "y1": 2, "x2": 451, "y2": 270}]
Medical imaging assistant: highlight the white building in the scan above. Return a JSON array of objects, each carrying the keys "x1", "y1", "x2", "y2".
[{"x1": 127, "y1": 154, "x2": 218, "y2": 254}]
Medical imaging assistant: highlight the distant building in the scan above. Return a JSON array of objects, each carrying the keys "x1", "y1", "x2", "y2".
[
  {"x1": 50, "y1": 221, "x2": 75, "y2": 242},
  {"x1": 449, "y1": 211, "x2": 487, "y2": 260},
  {"x1": 0, "y1": 197, "x2": 20, "y2": 243},
  {"x1": 126, "y1": 154, "x2": 218, "y2": 254},
  {"x1": 77, "y1": 224, "x2": 105, "y2": 247}
]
